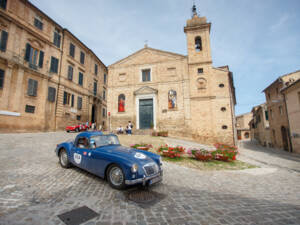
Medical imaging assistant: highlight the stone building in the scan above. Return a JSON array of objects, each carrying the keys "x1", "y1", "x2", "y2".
[
  {"x1": 236, "y1": 112, "x2": 252, "y2": 140},
  {"x1": 263, "y1": 70, "x2": 300, "y2": 151},
  {"x1": 281, "y1": 78, "x2": 300, "y2": 153},
  {"x1": 107, "y1": 7, "x2": 236, "y2": 145},
  {"x1": 0, "y1": 0, "x2": 107, "y2": 132},
  {"x1": 249, "y1": 104, "x2": 271, "y2": 147}
]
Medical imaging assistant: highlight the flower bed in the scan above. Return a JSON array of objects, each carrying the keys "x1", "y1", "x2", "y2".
[
  {"x1": 211, "y1": 143, "x2": 238, "y2": 161},
  {"x1": 130, "y1": 143, "x2": 153, "y2": 151},
  {"x1": 157, "y1": 145, "x2": 185, "y2": 158},
  {"x1": 187, "y1": 148, "x2": 213, "y2": 161}
]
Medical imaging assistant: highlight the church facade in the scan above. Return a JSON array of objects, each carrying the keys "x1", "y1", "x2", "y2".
[{"x1": 108, "y1": 11, "x2": 237, "y2": 145}]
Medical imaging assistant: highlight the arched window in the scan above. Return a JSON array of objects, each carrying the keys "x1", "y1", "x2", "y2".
[
  {"x1": 118, "y1": 94, "x2": 125, "y2": 112},
  {"x1": 195, "y1": 36, "x2": 202, "y2": 52},
  {"x1": 168, "y1": 90, "x2": 177, "y2": 109},
  {"x1": 197, "y1": 78, "x2": 207, "y2": 89}
]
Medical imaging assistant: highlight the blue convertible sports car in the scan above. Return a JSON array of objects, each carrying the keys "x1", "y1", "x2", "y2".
[{"x1": 55, "y1": 131, "x2": 163, "y2": 189}]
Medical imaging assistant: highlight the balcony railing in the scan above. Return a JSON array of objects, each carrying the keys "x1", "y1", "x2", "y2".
[{"x1": 0, "y1": 49, "x2": 52, "y2": 78}]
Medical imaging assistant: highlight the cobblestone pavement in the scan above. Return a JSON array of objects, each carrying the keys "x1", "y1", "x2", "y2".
[{"x1": 0, "y1": 132, "x2": 299, "y2": 225}]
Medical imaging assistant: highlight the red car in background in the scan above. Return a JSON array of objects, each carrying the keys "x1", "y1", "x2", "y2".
[{"x1": 66, "y1": 124, "x2": 89, "y2": 132}]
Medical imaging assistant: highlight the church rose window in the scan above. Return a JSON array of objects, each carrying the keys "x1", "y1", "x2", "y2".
[
  {"x1": 168, "y1": 90, "x2": 177, "y2": 109},
  {"x1": 118, "y1": 94, "x2": 125, "y2": 112}
]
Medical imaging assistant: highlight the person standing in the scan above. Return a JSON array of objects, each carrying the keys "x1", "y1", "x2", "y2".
[{"x1": 127, "y1": 121, "x2": 133, "y2": 135}]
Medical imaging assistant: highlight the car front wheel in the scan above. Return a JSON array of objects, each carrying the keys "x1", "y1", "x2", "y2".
[
  {"x1": 107, "y1": 165, "x2": 126, "y2": 189},
  {"x1": 59, "y1": 149, "x2": 71, "y2": 168}
]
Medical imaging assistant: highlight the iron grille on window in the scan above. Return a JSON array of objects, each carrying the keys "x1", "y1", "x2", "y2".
[
  {"x1": 198, "y1": 68, "x2": 203, "y2": 74},
  {"x1": 25, "y1": 105, "x2": 35, "y2": 113},
  {"x1": 76, "y1": 115, "x2": 81, "y2": 121}
]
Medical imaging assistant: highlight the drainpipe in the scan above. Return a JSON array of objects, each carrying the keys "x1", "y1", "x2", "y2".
[
  {"x1": 282, "y1": 93, "x2": 293, "y2": 152},
  {"x1": 54, "y1": 30, "x2": 65, "y2": 131}
]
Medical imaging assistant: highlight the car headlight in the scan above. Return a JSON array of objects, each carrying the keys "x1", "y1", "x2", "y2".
[{"x1": 131, "y1": 164, "x2": 138, "y2": 173}]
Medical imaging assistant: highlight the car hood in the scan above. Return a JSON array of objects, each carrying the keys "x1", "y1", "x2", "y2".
[{"x1": 98, "y1": 145, "x2": 154, "y2": 164}]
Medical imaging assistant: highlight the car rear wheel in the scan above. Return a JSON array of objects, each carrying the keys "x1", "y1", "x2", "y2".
[
  {"x1": 66, "y1": 130, "x2": 70, "y2": 133},
  {"x1": 107, "y1": 165, "x2": 126, "y2": 189},
  {"x1": 75, "y1": 128, "x2": 79, "y2": 132},
  {"x1": 59, "y1": 149, "x2": 71, "y2": 168}
]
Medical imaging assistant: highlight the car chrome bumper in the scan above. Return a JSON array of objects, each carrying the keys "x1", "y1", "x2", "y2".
[{"x1": 125, "y1": 171, "x2": 163, "y2": 185}]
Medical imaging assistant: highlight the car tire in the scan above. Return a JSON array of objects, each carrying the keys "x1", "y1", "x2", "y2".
[
  {"x1": 59, "y1": 148, "x2": 71, "y2": 168},
  {"x1": 107, "y1": 164, "x2": 126, "y2": 190},
  {"x1": 75, "y1": 128, "x2": 79, "y2": 132},
  {"x1": 66, "y1": 130, "x2": 70, "y2": 133}
]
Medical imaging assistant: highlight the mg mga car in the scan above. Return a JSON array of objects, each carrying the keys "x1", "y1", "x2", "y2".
[{"x1": 55, "y1": 132, "x2": 163, "y2": 189}]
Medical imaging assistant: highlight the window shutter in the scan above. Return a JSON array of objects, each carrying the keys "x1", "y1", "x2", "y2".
[
  {"x1": 0, "y1": 69, "x2": 4, "y2": 88},
  {"x1": 0, "y1": 30, "x2": 8, "y2": 52},
  {"x1": 63, "y1": 91, "x2": 67, "y2": 105},
  {"x1": 57, "y1": 34, "x2": 61, "y2": 48},
  {"x1": 68, "y1": 66, "x2": 73, "y2": 80},
  {"x1": 24, "y1": 43, "x2": 31, "y2": 61},
  {"x1": 48, "y1": 87, "x2": 56, "y2": 102},
  {"x1": 71, "y1": 94, "x2": 74, "y2": 107},
  {"x1": 38, "y1": 51, "x2": 44, "y2": 68},
  {"x1": 33, "y1": 80, "x2": 38, "y2": 96},
  {"x1": 55, "y1": 58, "x2": 59, "y2": 73},
  {"x1": 27, "y1": 79, "x2": 33, "y2": 96},
  {"x1": 77, "y1": 96, "x2": 82, "y2": 110}
]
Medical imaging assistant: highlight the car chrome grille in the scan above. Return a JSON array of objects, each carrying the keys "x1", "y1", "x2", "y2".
[{"x1": 143, "y1": 163, "x2": 159, "y2": 176}]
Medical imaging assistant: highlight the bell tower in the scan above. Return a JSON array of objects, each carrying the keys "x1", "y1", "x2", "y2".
[{"x1": 184, "y1": 4, "x2": 212, "y2": 65}]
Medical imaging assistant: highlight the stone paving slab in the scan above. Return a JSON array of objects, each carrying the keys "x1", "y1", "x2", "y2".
[{"x1": 0, "y1": 132, "x2": 299, "y2": 225}]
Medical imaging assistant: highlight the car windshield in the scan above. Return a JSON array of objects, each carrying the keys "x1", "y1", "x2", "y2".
[{"x1": 90, "y1": 135, "x2": 120, "y2": 147}]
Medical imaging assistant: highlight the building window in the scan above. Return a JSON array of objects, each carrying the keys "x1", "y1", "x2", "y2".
[
  {"x1": 0, "y1": 30, "x2": 8, "y2": 52},
  {"x1": 71, "y1": 94, "x2": 74, "y2": 107},
  {"x1": 27, "y1": 79, "x2": 38, "y2": 97},
  {"x1": 77, "y1": 96, "x2": 82, "y2": 110},
  {"x1": 50, "y1": 56, "x2": 59, "y2": 73},
  {"x1": 265, "y1": 110, "x2": 269, "y2": 120},
  {"x1": 25, "y1": 105, "x2": 35, "y2": 113},
  {"x1": 142, "y1": 69, "x2": 151, "y2": 82},
  {"x1": 221, "y1": 107, "x2": 226, "y2": 112},
  {"x1": 222, "y1": 125, "x2": 228, "y2": 130},
  {"x1": 78, "y1": 72, "x2": 83, "y2": 86},
  {"x1": 67, "y1": 65, "x2": 73, "y2": 81},
  {"x1": 80, "y1": 51, "x2": 85, "y2": 64},
  {"x1": 219, "y1": 83, "x2": 225, "y2": 88},
  {"x1": 24, "y1": 43, "x2": 44, "y2": 69},
  {"x1": 93, "y1": 81, "x2": 97, "y2": 95},
  {"x1": 53, "y1": 29, "x2": 61, "y2": 48},
  {"x1": 48, "y1": 87, "x2": 56, "y2": 102},
  {"x1": 118, "y1": 94, "x2": 125, "y2": 112},
  {"x1": 279, "y1": 106, "x2": 283, "y2": 115},
  {"x1": 104, "y1": 73, "x2": 107, "y2": 84},
  {"x1": 63, "y1": 91, "x2": 71, "y2": 105},
  {"x1": 69, "y1": 43, "x2": 75, "y2": 57},
  {"x1": 76, "y1": 115, "x2": 81, "y2": 121},
  {"x1": 103, "y1": 89, "x2": 106, "y2": 100},
  {"x1": 168, "y1": 90, "x2": 177, "y2": 109},
  {"x1": 198, "y1": 68, "x2": 203, "y2": 74},
  {"x1": 195, "y1": 36, "x2": 202, "y2": 52},
  {"x1": 0, "y1": 0, "x2": 7, "y2": 10},
  {"x1": 34, "y1": 16, "x2": 43, "y2": 30},
  {"x1": 95, "y1": 64, "x2": 98, "y2": 75},
  {"x1": 102, "y1": 108, "x2": 106, "y2": 118},
  {"x1": 0, "y1": 69, "x2": 4, "y2": 89}
]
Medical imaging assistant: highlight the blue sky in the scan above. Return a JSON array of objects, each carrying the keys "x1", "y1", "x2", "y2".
[{"x1": 31, "y1": 0, "x2": 300, "y2": 115}]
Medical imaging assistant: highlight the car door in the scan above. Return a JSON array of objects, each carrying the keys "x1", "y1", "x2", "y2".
[{"x1": 72, "y1": 137, "x2": 90, "y2": 170}]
